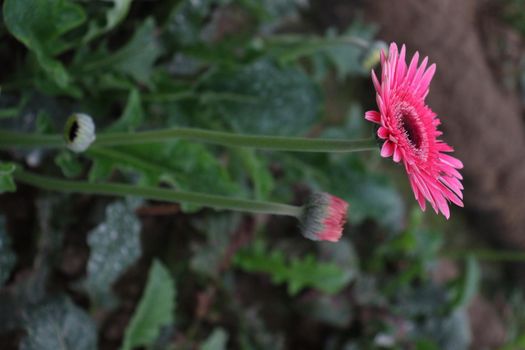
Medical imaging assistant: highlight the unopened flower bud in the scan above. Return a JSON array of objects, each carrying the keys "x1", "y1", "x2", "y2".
[
  {"x1": 64, "y1": 113, "x2": 96, "y2": 153},
  {"x1": 299, "y1": 192, "x2": 349, "y2": 242}
]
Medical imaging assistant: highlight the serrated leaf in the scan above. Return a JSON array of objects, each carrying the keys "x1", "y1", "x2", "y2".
[
  {"x1": 3, "y1": 0, "x2": 86, "y2": 87},
  {"x1": 201, "y1": 60, "x2": 321, "y2": 135},
  {"x1": 234, "y1": 240, "x2": 352, "y2": 295},
  {"x1": 0, "y1": 162, "x2": 17, "y2": 193},
  {"x1": 77, "y1": 18, "x2": 162, "y2": 86},
  {"x1": 106, "y1": 88, "x2": 143, "y2": 132},
  {"x1": 122, "y1": 260, "x2": 176, "y2": 350},
  {"x1": 287, "y1": 255, "x2": 352, "y2": 295},
  {"x1": 20, "y1": 296, "x2": 97, "y2": 350},
  {"x1": 201, "y1": 328, "x2": 229, "y2": 350},
  {"x1": 0, "y1": 216, "x2": 16, "y2": 286},
  {"x1": 83, "y1": 0, "x2": 133, "y2": 43},
  {"x1": 84, "y1": 199, "x2": 142, "y2": 307}
]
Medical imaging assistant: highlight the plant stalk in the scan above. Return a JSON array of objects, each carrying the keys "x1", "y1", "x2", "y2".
[
  {"x1": 13, "y1": 169, "x2": 303, "y2": 217},
  {"x1": 0, "y1": 128, "x2": 378, "y2": 153}
]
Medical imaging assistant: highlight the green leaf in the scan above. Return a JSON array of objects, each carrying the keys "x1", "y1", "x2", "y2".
[
  {"x1": 55, "y1": 151, "x2": 83, "y2": 178},
  {"x1": 201, "y1": 328, "x2": 229, "y2": 350},
  {"x1": 83, "y1": 199, "x2": 142, "y2": 307},
  {"x1": 201, "y1": 60, "x2": 321, "y2": 135},
  {"x1": 87, "y1": 154, "x2": 114, "y2": 182},
  {"x1": 20, "y1": 296, "x2": 97, "y2": 350},
  {"x1": 327, "y1": 156, "x2": 405, "y2": 231},
  {"x1": 83, "y1": 0, "x2": 133, "y2": 43},
  {"x1": 230, "y1": 148, "x2": 274, "y2": 200},
  {"x1": 323, "y1": 22, "x2": 376, "y2": 79},
  {"x1": 0, "y1": 162, "x2": 17, "y2": 193},
  {"x1": 122, "y1": 260, "x2": 176, "y2": 350},
  {"x1": 107, "y1": 88, "x2": 144, "y2": 132},
  {"x1": 234, "y1": 240, "x2": 352, "y2": 295},
  {"x1": 0, "y1": 216, "x2": 16, "y2": 286},
  {"x1": 3, "y1": 0, "x2": 86, "y2": 87},
  {"x1": 77, "y1": 18, "x2": 162, "y2": 86},
  {"x1": 165, "y1": 0, "x2": 221, "y2": 47}
]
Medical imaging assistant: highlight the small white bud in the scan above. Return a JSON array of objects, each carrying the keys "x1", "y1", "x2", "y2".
[{"x1": 64, "y1": 113, "x2": 96, "y2": 153}]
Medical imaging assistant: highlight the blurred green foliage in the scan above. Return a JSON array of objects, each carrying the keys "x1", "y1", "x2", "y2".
[{"x1": 0, "y1": 0, "x2": 522, "y2": 349}]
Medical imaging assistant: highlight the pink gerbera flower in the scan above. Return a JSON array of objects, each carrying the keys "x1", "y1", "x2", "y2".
[{"x1": 364, "y1": 43, "x2": 464, "y2": 219}]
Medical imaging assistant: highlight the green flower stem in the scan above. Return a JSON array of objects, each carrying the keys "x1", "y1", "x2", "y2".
[
  {"x1": 0, "y1": 128, "x2": 378, "y2": 153},
  {"x1": 0, "y1": 130, "x2": 63, "y2": 148},
  {"x1": 13, "y1": 169, "x2": 303, "y2": 217}
]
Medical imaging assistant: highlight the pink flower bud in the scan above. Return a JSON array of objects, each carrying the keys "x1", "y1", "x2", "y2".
[{"x1": 300, "y1": 192, "x2": 349, "y2": 242}]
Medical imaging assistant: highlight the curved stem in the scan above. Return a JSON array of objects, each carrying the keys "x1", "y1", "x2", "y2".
[
  {"x1": 0, "y1": 128, "x2": 378, "y2": 153},
  {"x1": 13, "y1": 169, "x2": 303, "y2": 217}
]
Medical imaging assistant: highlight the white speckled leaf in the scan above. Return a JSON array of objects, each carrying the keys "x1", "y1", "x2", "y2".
[
  {"x1": 84, "y1": 199, "x2": 142, "y2": 307},
  {"x1": 20, "y1": 297, "x2": 97, "y2": 350}
]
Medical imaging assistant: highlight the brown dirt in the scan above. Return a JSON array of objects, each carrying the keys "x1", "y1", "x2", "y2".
[{"x1": 364, "y1": 0, "x2": 525, "y2": 251}]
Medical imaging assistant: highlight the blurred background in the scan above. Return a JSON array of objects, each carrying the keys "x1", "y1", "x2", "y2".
[{"x1": 1, "y1": 0, "x2": 525, "y2": 349}]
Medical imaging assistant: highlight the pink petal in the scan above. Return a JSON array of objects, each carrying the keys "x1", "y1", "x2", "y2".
[
  {"x1": 440, "y1": 154, "x2": 463, "y2": 169},
  {"x1": 406, "y1": 51, "x2": 420, "y2": 84},
  {"x1": 380, "y1": 49, "x2": 386, "y2": 67},
  {"x1": 411, "y1": 56, "x2": 428, "y2": 88},
  {"x1": 377, "y1": 126, "x2": 389, "y2": 139},
  {"x1": 415, "y1": 63, "x2": 436, "y2": 96},
  {"x1": 434, "y1": 192, "x2": 450, "y2": 219},
  {"x1": 380, "y1": 141, "x2": 394, "y2": 157},
  {"x1": 365, "y1": 110, "x2": 381, "y2": 124},
  {"x1": 372, "y1": 70, "x2": 381, "y2": 92},
  {"x1": 393, "y1": 145, "x2": 402, "y2": 162},
  {"x1": 396, "y1": 44, "x2": 407, "y2": 86}
]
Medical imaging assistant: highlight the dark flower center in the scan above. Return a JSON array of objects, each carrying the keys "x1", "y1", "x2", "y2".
[
  {"x1": 400, "y1": 112, "x2": 422, "y2": 149},
  {"x1": 68, "y1": 120, "x2": 79, "y2": 142}
]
